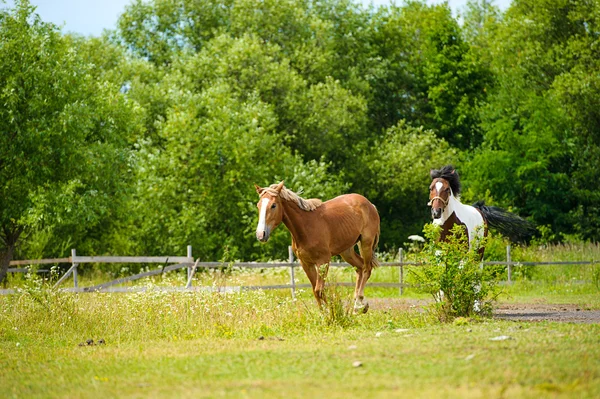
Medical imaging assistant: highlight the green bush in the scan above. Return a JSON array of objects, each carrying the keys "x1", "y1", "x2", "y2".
[
  {"x1": 320, "y1": 283, "x2": 354, "y2": 328},
  {"x1": 412, "y1": 224, "x2": 503, "y2": 321}
]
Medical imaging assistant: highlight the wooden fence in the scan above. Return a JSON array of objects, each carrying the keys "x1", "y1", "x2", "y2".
[{"x1": 3, "y1": 245, "x2": 597, "y2": 296}]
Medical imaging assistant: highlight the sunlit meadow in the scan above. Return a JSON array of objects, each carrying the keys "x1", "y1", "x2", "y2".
[{"x1": 2, "y1": 243, "x2": 600, "y2": 397}]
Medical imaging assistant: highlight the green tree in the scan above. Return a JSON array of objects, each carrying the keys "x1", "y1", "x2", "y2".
[
  {"x1": 129, "y1": 82, "x2": 346, "y2": 260},
  {"x1": 0, "y1": 1, "x2": 142, "y2": 280},
  {"x1": 369, "y1": 2, "x2": 490, "y2": 147},
  {"x1": 117, "y1": 0, "x2": 234, "y2": 66},
  {"x1": 462, "y1": 0, "x2": 600, "y2": 240},
  {"x1": 190, "y1": 33, "x2": 370, "y2": 168},
  {"x1": 363, "y1": 121, "x2": 457, "y2": 249}
]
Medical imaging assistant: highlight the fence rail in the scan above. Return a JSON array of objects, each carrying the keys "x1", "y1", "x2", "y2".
[
  {"x1": 4, "y1": 245, "x2": 597, "y2": 296},
  {"x1": 9, "y1": 258, "x2": 70, "y2": 266}
]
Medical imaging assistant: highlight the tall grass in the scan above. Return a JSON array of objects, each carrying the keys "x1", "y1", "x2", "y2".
[
  {"x1": 507, "y1": 242, "x2": 600, "y2": 287},
  {"x1": 518, "y1": 242, "x2": 600, "y2": 262},
  {"x1": 0, "y1": 285, "x2": 431, "y2": 350}
]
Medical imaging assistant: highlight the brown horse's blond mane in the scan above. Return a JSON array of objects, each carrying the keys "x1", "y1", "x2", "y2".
[{"x1": 262, "y1": 184, "x2": 322, "y2": 211}]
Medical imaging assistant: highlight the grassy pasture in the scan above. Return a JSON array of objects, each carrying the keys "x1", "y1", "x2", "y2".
[
  {"x1": 1, "y1": 288, "x2": 600, "y2": 398},
  {"x1": 2, "y1": 242, "x2": 600, "y2": 398}
]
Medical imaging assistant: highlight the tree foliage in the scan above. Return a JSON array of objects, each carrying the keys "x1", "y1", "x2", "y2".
[
  {"x1": 364, "y1": 121, "x2": 456, "y2": 249},
  {"x1": 462, "y1": 0, "x2": 600, "y2": 240},
  {"x1": 3, "y1": 0, "x2": 600, "y2": 271},
  {"x1": 0, "y1": 1, "x2": 142, "y2": 280}
]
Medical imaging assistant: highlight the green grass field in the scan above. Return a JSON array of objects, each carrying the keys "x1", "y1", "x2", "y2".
[
  {"x1": 1, "y1": 287, "x2": 599, "y2": 398},
  {"x1": 2, "y1": 242, "x2": 600, "y2": 398}
]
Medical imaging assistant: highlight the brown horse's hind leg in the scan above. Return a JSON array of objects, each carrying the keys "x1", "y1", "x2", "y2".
[
  {"x1": 340, "y1": 247, "x2": 367, "y2": 313},
  {"x1": 355, "y1": 237, "x2": 377, "y2": 313}
]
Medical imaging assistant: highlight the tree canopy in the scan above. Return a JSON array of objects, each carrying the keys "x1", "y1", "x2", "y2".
[
  {"x1": 2, "y1": 0, "x2": 599, "y2": 271},
  {"x1": 0, "y1": 1, "x2": 143, "y2": 279}
]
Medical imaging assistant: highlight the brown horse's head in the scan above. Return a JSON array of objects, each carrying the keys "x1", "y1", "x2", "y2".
[
  {"x1": 254, "y1": 181, "x2": 285, "y2": 242},
  {"x1": 428, "y1": 177, "x2": 451, "y2": 220}
]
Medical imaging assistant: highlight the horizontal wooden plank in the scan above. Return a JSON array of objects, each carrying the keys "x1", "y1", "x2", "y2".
[
  {"x1": 9, "y1": 256, "x2": 196, "y2": 266},
  {"x1": 82, "y1": 263, "x2": 192, "y2": 291},
  {"x1": 73, "y1": 256, "x2": 194, "y2": 264},
  {"x1": 85, "y1": 281, "x2": 409, "y2": 293},
  {"x1": 9, "y1": 258, "x2": 71, "y2": 266},
  {"x1": 8, "y1": 268, "x2": 50, "y2": 273},
  {"x1": 196, "y1": 262, "x2": 293, "y2": 269}
]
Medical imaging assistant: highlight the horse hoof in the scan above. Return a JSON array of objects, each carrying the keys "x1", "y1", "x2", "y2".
[{"x1": 353, "y1": 302, "x2": 369, "y2": 314}]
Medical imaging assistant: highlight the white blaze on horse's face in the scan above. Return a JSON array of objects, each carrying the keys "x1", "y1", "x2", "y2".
[
  {"x1": 256, "y1": 194, "x2": 283, "y2": 243},
  {"x1": 429, "y1": 178, "x2": 450, "y2": 220},
  {"x1": 257, "y1": 198, "x2": 269, "y2": 231},
  {"x1": 435, "y1": 181, "x2": 443, "y2": 194},
  {"x1": 256, "y1": 198, "x2": 270, "y2": 242}
]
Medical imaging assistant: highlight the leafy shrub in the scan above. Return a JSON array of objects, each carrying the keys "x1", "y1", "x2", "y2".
[
  {"x1": 411, "y1": 224, "x2": 503, "y2": 322},
  {"x1": 320, "y1": 283, "x2": 354, "y2": 328},
  {"x1": 307, "y1": 266, "x2": 354, "y2": 328}
]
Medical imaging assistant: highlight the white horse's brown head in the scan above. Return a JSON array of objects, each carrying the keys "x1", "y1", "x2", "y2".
[
  {"x1": 429, "y1": 177, "x2": 451, "y2": 219},
  {"x1": 254, "y1": 181, "x2": 285, "y2": 242},
  {"x1": 429, "y1": 166, "x2": 460, "y2": 220}
]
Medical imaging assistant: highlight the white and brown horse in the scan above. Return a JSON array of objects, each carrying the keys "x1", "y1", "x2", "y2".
[
  {"x1": 428, "y1": 165, "x2": 534, "y2": 257},
  {"x1": 255, "y1": 181, "x2": 380, "y2": 313}
]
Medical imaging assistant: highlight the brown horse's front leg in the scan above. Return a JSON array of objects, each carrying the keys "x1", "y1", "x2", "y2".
[
  {"x1": 299, "y1": 259, "x2": 321, "y2": 306},
  {"x1": 314, "y1": 262, "x2": 330, "y2": 306}
]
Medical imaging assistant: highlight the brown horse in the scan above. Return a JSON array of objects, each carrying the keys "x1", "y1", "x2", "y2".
[{"x1": 254, "y1": 181, "x2": 380, "y2": 313}]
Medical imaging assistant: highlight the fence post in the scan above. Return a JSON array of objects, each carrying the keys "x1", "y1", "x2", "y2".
[
  {"x1": 185, "y1": 258, "x2": 200, "y2": 289},
  {"x1": 71, "y1": 249, "x2": 78, "y2": 289},
  {"x1": 288, "y1": 246, "x2": 296, "y2": 299},
  {"x1": 187, "y1": 245, "x2": 193, "y2": 282},
  {"x1": 506, "y1": 244, "x2": 512, "y2": 285},
  {"x1": 399, "y1": 248, "x2": 404, "y2": 296}
]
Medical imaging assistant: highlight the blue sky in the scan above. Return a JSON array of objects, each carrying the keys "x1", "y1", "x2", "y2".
[{"x1": 3, "y1": 0, "x2": 512, "y2": 37}]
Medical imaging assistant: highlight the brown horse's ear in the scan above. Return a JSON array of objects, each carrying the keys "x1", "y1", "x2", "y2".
[
  {"x1": 429, "y1": 169, "x2": 436, "y2": 179},
  {"x1": 275, "y1": 180, "x2": 284, "y2": 192},
  {"x1": 254, "y1": 184, "x2": 263, "y2": 194},
  {"x1": 451, "y1": 169, "x2": 456, "y2": 174}
]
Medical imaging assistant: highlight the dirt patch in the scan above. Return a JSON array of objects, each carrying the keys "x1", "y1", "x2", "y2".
[
  {"x1": 369, "y1": 298, "x2": 600, "y2": 324},
  {"x1": 494, "y1": 303, "x2": 600, "y2": 324},
  {"x1": 369, "y1": 298, "x2": 429, "y2": 312}
]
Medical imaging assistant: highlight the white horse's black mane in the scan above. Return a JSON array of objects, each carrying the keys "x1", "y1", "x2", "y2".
[{"x1": 430, "y1": 165, "x2": 461, "y2": 196}]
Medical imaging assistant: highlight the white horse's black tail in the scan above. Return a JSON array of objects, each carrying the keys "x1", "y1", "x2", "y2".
[{"x1": 473, "y1": 201, "x2": 536, "y2": 244}]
